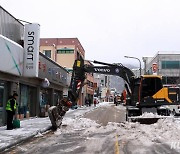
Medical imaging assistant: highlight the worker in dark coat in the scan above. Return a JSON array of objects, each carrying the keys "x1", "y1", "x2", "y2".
[
  {"x1": 114, "y1": 96, "x2": 118, "y2": 106},
  {"x1": 6, "y1": 93, "x2": 18, "y2": 130}
]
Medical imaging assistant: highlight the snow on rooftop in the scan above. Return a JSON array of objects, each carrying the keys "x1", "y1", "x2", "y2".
[{"x1": 157, "y1": 51, "x2": 180, "y2": 55}]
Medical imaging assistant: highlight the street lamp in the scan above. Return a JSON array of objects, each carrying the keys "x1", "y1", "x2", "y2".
[{"x1": 124, "y1": 56, "x2": 142, "y2": 76}]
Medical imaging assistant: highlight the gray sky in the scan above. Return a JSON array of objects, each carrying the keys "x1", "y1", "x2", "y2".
[{"x1": 1, "y1": 0, "x2": 180, "y2": 67}]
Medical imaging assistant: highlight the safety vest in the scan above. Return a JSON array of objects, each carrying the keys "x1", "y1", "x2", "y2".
[{"x1": 6, "y1": 98, "x2": 16, "y2": 111}]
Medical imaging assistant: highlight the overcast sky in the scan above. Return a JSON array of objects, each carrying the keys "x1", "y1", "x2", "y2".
[{"x1": 1, "y1": 0, "x2": 180, "y2": 67}]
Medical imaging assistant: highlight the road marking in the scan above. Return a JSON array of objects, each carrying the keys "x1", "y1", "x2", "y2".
[
  {"x1": 114, "y1": 105, "x2": 120, "y2": 154},
  {"x1": 115, "y1": 134, "x2": 120, "y2": 154}
]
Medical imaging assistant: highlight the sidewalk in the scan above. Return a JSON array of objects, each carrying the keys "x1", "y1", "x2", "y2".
[
  {"x1": 0, "y1": 106, "x2": 94, "y2": 152},
  {"x1": 0, "y1": 117, "x2": 52, "y2": 152},
  {"x1": 0, "y1": 102, "x2": 111, "y2": 152}
]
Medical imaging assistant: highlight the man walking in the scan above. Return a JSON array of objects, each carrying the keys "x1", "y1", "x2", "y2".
[{"x1": 6, "y1": 93, "x2": 18, "y2": 130}]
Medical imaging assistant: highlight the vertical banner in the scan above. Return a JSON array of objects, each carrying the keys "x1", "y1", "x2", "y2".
[{"x1": 23, "y1": 23, "x2": 40, "y2": 77}]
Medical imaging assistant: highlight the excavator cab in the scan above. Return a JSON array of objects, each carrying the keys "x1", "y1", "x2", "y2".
[{"x1": 140, "y1": 75, "x2": 163, "y2": 105}]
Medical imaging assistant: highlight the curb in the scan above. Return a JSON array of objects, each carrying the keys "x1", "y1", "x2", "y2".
[{"x1": 0, "y1": 125, "x2": 52, "y2": 153}]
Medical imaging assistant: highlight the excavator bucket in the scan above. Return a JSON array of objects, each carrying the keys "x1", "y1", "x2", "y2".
[{"x1": 48, "y1": 106, "x2": 62, "y2": 130}]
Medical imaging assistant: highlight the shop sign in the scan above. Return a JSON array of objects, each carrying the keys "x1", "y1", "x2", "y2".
[
  {"x1": 23, "y1": 23, "x2": 40, "y2": 77},
  {"x1": 38, "y1": 54, "x2": 68, "y2": 86}
]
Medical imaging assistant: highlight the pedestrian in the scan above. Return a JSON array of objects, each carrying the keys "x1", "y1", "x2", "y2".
[
  {"x1": 89, "y1": 98, "x2": 91, "y2": 106},
  {"x1": 120, "y1": 93, "x2": 124, "y2": 103},
  {"x1": 122, "y1": 89, "x2": 127, "y2": 104},
  {"x1": 85, "y1": 97, "x2": 89, "y2": 107},
  {"x1": 94, "y1": 99, "x2": 97, "y2": 107},
  {"x1": 6, "y1": 93, "x2": 18, "y2": 130},
  {"x1": 114, "y1": 96, "x2": 118, "y2": 106}
]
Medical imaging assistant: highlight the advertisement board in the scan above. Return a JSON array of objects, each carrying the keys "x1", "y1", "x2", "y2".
[
  {"x1": 23, "y1": 23, "x2": 40, "y2": 77},
  {"x1": 0, "y1": 35, "x2": 23, "y2": 76}
]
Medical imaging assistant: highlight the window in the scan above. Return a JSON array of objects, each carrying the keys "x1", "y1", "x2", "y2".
[
  {"x1": 162, "y1": 61, "x2": 180, "y2": 69},
  {"x1": 57, "y1": 48, "x2": 74, "y2": 54},
  {"x1": 43, "y1": 50, "x2": 51, "y2": 58}
]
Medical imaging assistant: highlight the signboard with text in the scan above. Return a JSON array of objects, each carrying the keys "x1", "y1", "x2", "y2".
[
  {"x1": 23, "y1": 23, "x2": 40, "y2": 77},
  {"x1": 38, "y1": 53, "x2": 69, "y2": 87}
]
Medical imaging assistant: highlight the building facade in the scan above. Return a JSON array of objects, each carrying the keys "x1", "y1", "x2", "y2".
[
  {"x1": 40, "y1": 38, "x2": 95, "y2": 106},
  {"x1": 0, "y1": 6, "x2": 69, "y2": 126},
  {"x1": 0, "y1": 6, "x2": 24, "y2": 45},
  {"x1": 143, "y1": 51, "x2": 180, "y2": 85},
  {"x1": 40, "y1": 38, "x2": 85, "y2": 69}
]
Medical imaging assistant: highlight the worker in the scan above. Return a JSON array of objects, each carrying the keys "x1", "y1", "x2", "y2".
[
  {"x1": 94, "y1": 99, "x2": 97, "y2": 107},
  {"x1": 6, "y1": 93, "x2": 18, "y2": 130},
  {"x1": 122, "y1": 89, "x2": 127, "y2": 105},
  {"x1": 114, "y1": 96, "x2": 118, "y2": 106}
]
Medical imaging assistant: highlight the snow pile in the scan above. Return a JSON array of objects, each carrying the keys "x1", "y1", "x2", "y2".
[
  {"x1": 141, "y1": 112, "x2": 159, "y2": 118},
  {"x1": 55, "y1": 117, "x2": 100, "y2": 135},
  {"x1": 98, "y1": 101, "x2": 112, "y2": 107},
  {"x1": 152, "y1": 118, "x2": 180, "y2": 142},
  {"x1": 55, "y1": 105, "x2": 180, "y2": 153}
]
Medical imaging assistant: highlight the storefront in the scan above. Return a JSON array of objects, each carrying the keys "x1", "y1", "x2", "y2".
[
  {"x1": 54, "y1": 90, "x2": 63, "y2": 105},
  {"x1": 0, "y1": 22, "x2": 69, "y2": 125},
  {"x1": 0, "y1": 33, "x2": 23, "y2": 126},
  {"x1": 18, "y1": 84, "x2": 37, "y2": 119},
  {"x1": 0, "y1": 80, "x2": 10, "y2": 126},
  {"x1": 38, "y1": 52, "x2": 69, "y2": 117}
]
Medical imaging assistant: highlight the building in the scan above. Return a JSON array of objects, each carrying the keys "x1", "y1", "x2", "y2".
[
  {"x1": 0, "y1": 6, "x2": 69, "y2": 126},
  {"x1": 143, "y1": 51, "x2": 180, "y2": 85},
  {"x1": 40, "y1": 38, "x2": 95, "y2": 106},
  {"x1": 40, "y1": 38, "x2": 85, "y2": 69},
  {"x1": 0, "y1": 6, "x2": 24, "y2": 45}
]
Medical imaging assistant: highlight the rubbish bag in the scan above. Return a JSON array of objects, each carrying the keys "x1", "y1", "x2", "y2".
[{"x1": 13, "y1": 119, "x2": 20, "y2": 128}]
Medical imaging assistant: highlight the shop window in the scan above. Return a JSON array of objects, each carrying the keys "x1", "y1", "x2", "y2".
[
  {"x1": 57, "y1": 48, "x2": 74, "y2": 54},
  {"x1": 43, "y1": 50, "x2": 51, "y2": 58},
  {"x1": 19, "y1": 85, "x2": 29, "y2": 117}
]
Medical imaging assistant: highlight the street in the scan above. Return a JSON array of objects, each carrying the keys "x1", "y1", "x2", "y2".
[{"x1": 3, "y1": 102, "x2": 180, "y2": 154}]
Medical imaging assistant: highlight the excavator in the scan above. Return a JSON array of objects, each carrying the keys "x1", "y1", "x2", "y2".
[{"x1": 48, "y1": 59, "x2": 180, "y2": 129}]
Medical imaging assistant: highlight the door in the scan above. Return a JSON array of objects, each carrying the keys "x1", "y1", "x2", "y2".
[{"x1": 0, "y1": 82, "x2": 5, "y2": 126}]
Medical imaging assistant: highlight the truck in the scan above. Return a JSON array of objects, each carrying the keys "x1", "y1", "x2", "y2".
[{"x1": 48, "y1": 59, "x2": 180, "y2": 129}]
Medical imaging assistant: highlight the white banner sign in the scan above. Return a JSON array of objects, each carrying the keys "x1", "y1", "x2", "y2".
[
  {"x1": 23, "y1": 23, "x2": 40, "y2": 77},
  {"x1": 0, "y1": 35, "x2": 23, "y2": 76}
]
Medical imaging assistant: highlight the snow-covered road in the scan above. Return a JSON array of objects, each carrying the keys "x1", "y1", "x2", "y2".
[{"x1": 4, "y1": 102, "x2": 180, "y2": 154}]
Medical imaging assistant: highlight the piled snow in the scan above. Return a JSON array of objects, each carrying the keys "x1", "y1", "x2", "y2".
[
  {"x1": 58, "y1": 110, "x2": 180, "y2": 153},
  {"x1": 141, "y1": 112, "x2": 159, "y2": 118}
]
